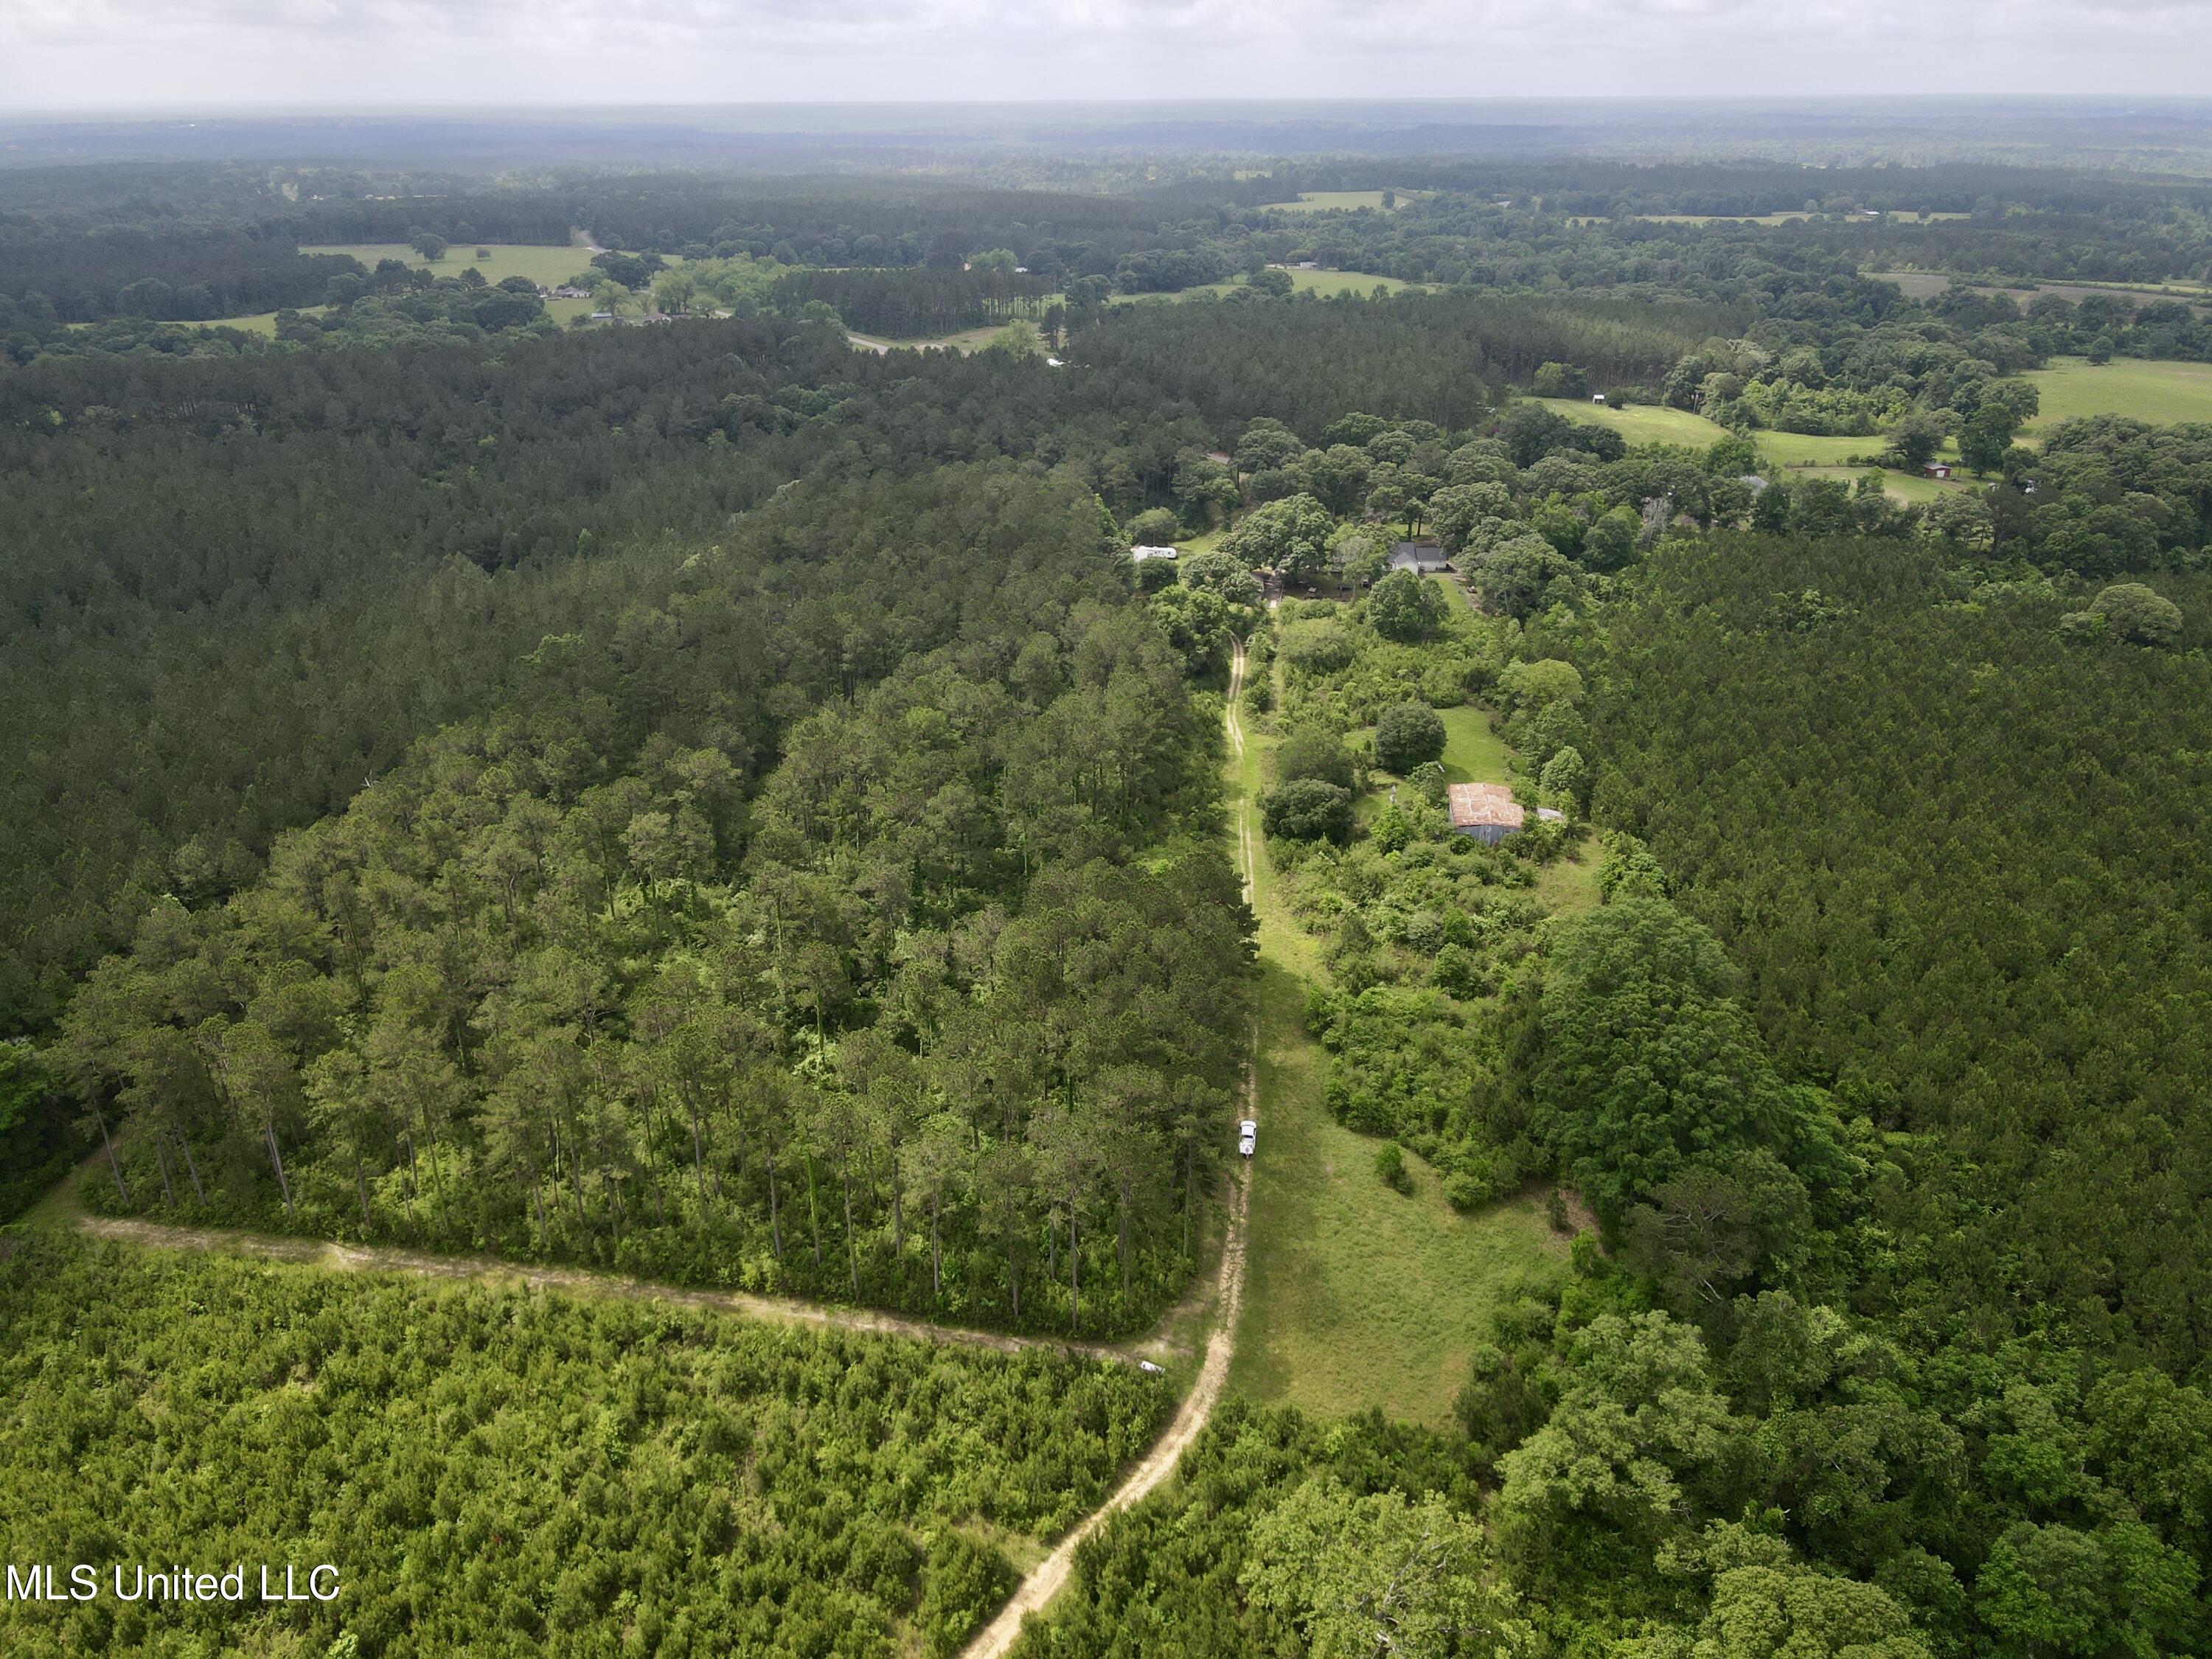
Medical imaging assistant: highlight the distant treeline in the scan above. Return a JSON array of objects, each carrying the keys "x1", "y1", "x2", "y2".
[
  {"x1": 771, "y1": 267, "x2": 1054, "y2": 337},
  {"x1": 0, "y1": 229, "x2": 364, "y2": 321},
  {"x1": 1073, "y1": 291, "x2": 1745, "y2": 435},
  {"x1": 1262, "y1": 157, "x2": 2212, "y2": 219}
]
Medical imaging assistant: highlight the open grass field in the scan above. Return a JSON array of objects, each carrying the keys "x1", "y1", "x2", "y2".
[
  {"x1": 1437, "y1": 701, "x2": 1512, "y2": 785},
  {"x1": 1271, "y1": 190, "x2": 1425, "y2": 213},
  {"x1": 1531, "y1": 396, "x2": 1728, "y2": 448},
  {"x1": 2023, "y1": 356, "x2": 2212, "y2": 433},
  {"x1": 1797, "y1": 465, "x2": 1968, "y2": 505},
  {"x1": 1756, "y1": 430, "x2": 1885, "y2": 466},
  {"x1": 1226, "y1": 650, "x2": 1565, "y2": 1428},
  {"x1": 304, "y1": 242, "x2": 598, "y2": 288}
]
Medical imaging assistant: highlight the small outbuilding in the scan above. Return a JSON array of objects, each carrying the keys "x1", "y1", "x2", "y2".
[
  {"x1": 1591, "y1": 393, "x2": 1608, "y2": 406},
  {"x1": 1447, "y1": 782, "x2": 1565, "y2": 845},
  {"x1": 1130, "y1": 545, "x2": 1180, "y2": 563},
  {"x1": 1924, "y1": 462, "x2": 1952, "y2": 479}
]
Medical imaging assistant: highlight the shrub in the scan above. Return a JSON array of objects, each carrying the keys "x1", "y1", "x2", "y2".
[
  {"x1": 1441, "y1": 1170, "x2": 1489, "y2": 1211},
  {"x1": 1376, "y1": 1141, "x2": 1413, "y2": 1194},
  {"x1": 1373, "y1": 701, "x2": 1447, "y2": 774}
]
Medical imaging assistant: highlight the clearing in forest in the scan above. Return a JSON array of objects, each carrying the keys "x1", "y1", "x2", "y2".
[
  {"x1": 2023, "y1": 356, "x2": 2212, "y2": 433},
  {"x1": 1224, "y1": 616, "x2": 1565, "y2": 1429}
]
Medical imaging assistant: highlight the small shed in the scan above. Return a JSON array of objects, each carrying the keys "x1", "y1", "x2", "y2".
[
  {"x1": 1447, "y1": 782, "x2": 1562, "y2": 844},
  {"x1": 1924, "y1": 462, "x2": 1952, "y2": 479},
  {"x1": 1388, "y1": 541, "x2": 1451, "y2": 574},
  {"x1": 1591, "y1": 393, "x2": 1608, "y2": 406},
  {"x1": 1447, "y1": 783, "x2": 1523, "y2": 845}
]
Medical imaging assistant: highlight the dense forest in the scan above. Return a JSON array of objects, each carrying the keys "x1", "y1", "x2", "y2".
[
  {"x1": 7, "y1": 142, "x2": 2212, "y2": 1658},
  {"x1": 49, "y1": 465, "x2": 1249, "y2": 1338}
]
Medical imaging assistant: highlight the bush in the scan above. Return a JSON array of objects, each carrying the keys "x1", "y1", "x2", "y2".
[
  {"x1": 1127, "y1": 507, "x2": 1181, "y2": 545},
  {"x1": 1261, "y1": 778, "x2": 1354, "y2": 843},
  {"x1": 917, "y1": 1532, "x2": 1019, "y2": 1658},
  {"x1": 1373, "y1": 701, "x2": 1447, "y2": 774},
  {"x1": 1376, "y1": 1141, "x2": 1414, "y2": 1194},
  {"x1": 1441, "y1": 1170, "x2": 1489, "y2": 1211}
]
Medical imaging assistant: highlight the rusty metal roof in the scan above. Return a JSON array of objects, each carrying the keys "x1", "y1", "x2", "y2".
[{"x1": 1448, "y1": 782, "x2": 1525, "y2": 830}]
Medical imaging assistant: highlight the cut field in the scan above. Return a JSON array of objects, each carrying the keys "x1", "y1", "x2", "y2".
[
  {"x1": 1115, "y1": 269, "x2": 1427, "y2": 306},
  {"x1": 1531, "y1": 396, "x2": 1728, "y2": 448},
  {"x1": 2023, "y1": 356, "x2": 2212, "y2": 434},
  {"x1": 1271, "y1": 190, "x2": 1425, "y2": 213}
]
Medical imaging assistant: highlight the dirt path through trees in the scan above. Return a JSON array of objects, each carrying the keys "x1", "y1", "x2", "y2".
[
  {"x1": 957, "y1": 633, "x2": 1260, "y2": 1658},
  {"x1": 72, "y1": 1213, "x2": 1131, "y2": 1361}
]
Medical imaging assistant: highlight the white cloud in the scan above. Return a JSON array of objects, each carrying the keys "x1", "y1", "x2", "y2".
[{"x1": 1, "y1": 0, "x2": 2208, "y2": 105}]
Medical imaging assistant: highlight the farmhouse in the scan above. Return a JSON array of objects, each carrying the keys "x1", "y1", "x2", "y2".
[
  {"x1": 1388, "y1": 542, "x2": 1451, "y2": 574},
  {"x1": 1130, "y1": 545, "x2": 1180, "y2": 563},
  {"x1": 1447, "y1": 782, "x2": 1564, "y2": 844}
]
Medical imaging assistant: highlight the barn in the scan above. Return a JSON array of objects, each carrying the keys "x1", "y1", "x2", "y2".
[{"x1": 1447, "y1": 782, "x2": 1565, "y2": 844}]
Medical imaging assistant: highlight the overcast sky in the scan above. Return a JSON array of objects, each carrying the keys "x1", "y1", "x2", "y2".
[{"x1": 2, "y1": 0, "x2": 2209, "y2": 111}]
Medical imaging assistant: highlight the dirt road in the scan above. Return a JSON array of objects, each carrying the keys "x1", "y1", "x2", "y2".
[
  {"x1": 74, "y1": 1215, "x2": 1122, "y2": 1365},
  {"x1": 956, "y1": 630, "x2": 1261, "y2": 1658}
]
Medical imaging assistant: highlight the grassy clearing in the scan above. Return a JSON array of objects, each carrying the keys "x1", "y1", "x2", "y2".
[
  {"x1": 1756, "y1": 430, "x2": 1885, "y2": 467},
  {"x1": 1231, "y1": 956, "x2": 1565, "y2": 1429},
  {"x1": 1797, "y1": 465, "x2": 1969, "y2": 505},
  {"x1": 1228, "y1": 654, "x2": 1565, "y2": 1428},
  {"x1": 1116, "y1": 269, "x2": 1427, "y2": 307},
  {"x1": 305, "y1": 243, "x2": 681, "y2": 325},
  {"x1": 1531, "y1": 397, "x2": 1728, "y2": 448},
  {"x1": 305, "y1": 242, "x2": 602, "y2": 288},
  {"x1": 2023, "y1": 356, "x2": 2212, "y2": 433},
  {"x1": 1438, "y1": 703, "x2": 1512, "y2": 785},
  {"x1": 1273, "y1": 190, "x2": 1425, "y2": 214}
]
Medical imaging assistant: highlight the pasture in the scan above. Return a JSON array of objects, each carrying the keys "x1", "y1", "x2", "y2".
[
  {"x1": 2023, "y1": 356, "x2": 2212, "y2": 433},
  {"x1": 1271, "y1": 190, "x2": 1424, "y2": 213},
  {"x1": 1531, "y1": 396, "x2": 1728, "y2": 448}
]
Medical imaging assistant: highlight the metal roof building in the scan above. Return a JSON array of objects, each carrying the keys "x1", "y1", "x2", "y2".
[{"x1": 1447, "y1": 782, "x2": 1564, "y2": 844}]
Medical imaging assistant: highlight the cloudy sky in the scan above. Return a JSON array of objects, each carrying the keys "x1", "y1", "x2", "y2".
[{"x1": 1, "y1": 0, "x2": 2208, "y2": 110}]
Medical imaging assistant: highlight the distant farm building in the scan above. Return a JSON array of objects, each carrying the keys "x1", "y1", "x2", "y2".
[
  {"x1": 1389, "y1": 542, "x2": 1451, "y2": 574},
  {"x1": 1447, "y1": 782, "x2": 1565, "y2": 844},
  {"x1": 1591, "y1": 393, "x2": 1608, "y2": 405},
  {"x1": 1130, "y1": 545, "x2": 1180, "y2": 563},
  {"x1": 1924, "y1": 462, "x2": 1952, "y2": 479}
]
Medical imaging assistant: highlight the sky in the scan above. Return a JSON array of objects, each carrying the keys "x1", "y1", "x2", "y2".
[{"x1": 2, "y1": 0, "x2": 2211, "y2": 110}]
